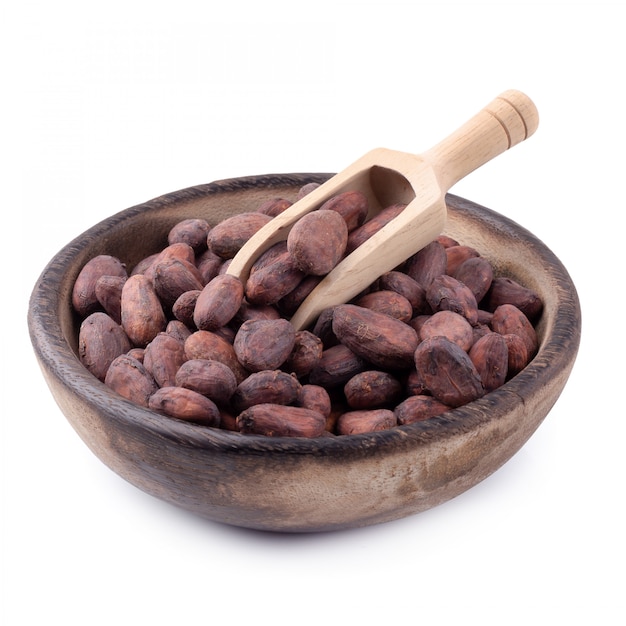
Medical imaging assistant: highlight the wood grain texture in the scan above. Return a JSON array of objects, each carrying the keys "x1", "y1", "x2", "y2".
[{"x1": 28, "y1": 173, "x2": 580, "y2": 532}]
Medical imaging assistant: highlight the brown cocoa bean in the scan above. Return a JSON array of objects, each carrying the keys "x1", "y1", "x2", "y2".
[
  {"x1": 344, "y1": 370, "x2": 403, "y2": 409},
  {"x1": 287, "y1": 209, "x2": 348, "y2": 275},
  {"x1": 166, "y1": 320, "x2": 193, "y2": 344},
  {"x1": 311, "y1": 307, "x2": 339, "y2": 347},
  {"x1": 235, "y1": 301, "x2": 282, "y2": 324},
  {"x1": 297, "y1": 182, "x2": 321, "y2": 199},
  {"x1": 131, "y1": 252, "x2": 159, "y2": 277},
  {"x1": 282, "y1": 330, "x2": 323, "y2": 378},
  {"x1": 405, "y1": 368, "x2": 427, "y2": 396},
  {"x1": 207, "y1": 212, "x2": 273, "y2": 259},
  {"x1": 377, "y1": 271, "x2": 428, "y2": 313},
  {"x1": 244, "y1": 251, "x2": 306, "y2": 305},
  {"x1": 414, "y1": 336, "x2": 484, "y2": 407},
  {"x1": 143, "y1": 243, "x2": 196, "y2": 283},
  {"x1": 487, "y1": 277, "x2": 543, "y2": 322},
  {"x1": 353, "y1": 290, "x2": 413, "y2": 323},
  {"x1": 318, "y1": 190, "x2": 369, "y2": 231},
  {"x1": 454, "y1": 256, "x2": 494, "y2": 303},
  {"x1": 256, "y1": 197, "x2": 293, "y2": 217},
  {"x1": 308, "y1": 343, "x2": 368, "y2": 388},
  {"x1": 297, "y1": 384, "x2": 332, "y2": 418},
  {"x1": 72, "y1": 255, "x2": 127, "y2": 317},
  {"x1": 249, "y1": 242, "x2": 288, "y2": 275},
  {"x1": 184, "y1": 330, "x2": 248, "y2": 383},
  {"x1": 231, "y1": 370, "x2": 302, "y2": 413},
  {"x1": 120, "y1": 274, "x2": 167, "y2": 347},
  {"x1": 394, "y1": 395, "x2": 451, "y2": 425},
  {"x1": 233, "y1": 318, "x2": 296, "y2": 372},
  {"x1": 468, "y1": 332, "x2": 509, "y2": 392},
  {"x1": 153, "y1": 257, "x2": 205, "y2": 309},
  {"x1": 277, "y1": 275, "x2": 322, "y2": 316},
  {"x1": 346, "y1": 202, "x2": 406, "y2": 253},
  {"x1": 426, "y1": 274, "x2": 479, "y2": 325},
  {"x1": 143, "y1": 332, "x2": 187, "y2": 388},
  {"x1": 490, "y1": 303, "x2": 538, "y2": 358},
  {"x1": 78, "y1": 312, "x2": 132, "y2": 381},
  {"x1": 445, "y1": 245, "x2": 480, "y2": 276},
  {"x1": 404, "y1": 241, "x2": 447, "y2": 288},
  {"x1": 126, "y1": 347, "x2": 145, "y2": 362},
  {"x1": 336, "y1": 409, "x2": 397, "y2": 435},
  {"x1": 175, "y1": 359, "x2": 238, "y2": 405},
  {"x1": 148, "y1": 386, "x2": 220, "y2": 426},
  {"x1": 236, "y1": 404, "x2": 326, "y2": 438},
  {"x1": 419, "y1": 310, "x2": 474, "y2": 352},
  {"x1": 172, "y1": 290, "x2": 201, "y2": 328},
  {"x1": 436, "y1": 234, "x2": 460, "y2": 248},
  {"x1": 95, "y1": 274, "x2": 126, "y2": 324},
  {"x1": 195, "y1": 249, "x2": 224, "y2": 284},
  {"x1": 104, "y1": 354, "x2": 158, "y2": 407},
  {"x1": 332, "y1": 304, "x2": 419, "y2": 370},
  {"x1": 168, "y1": 218, "x2": 211, "y2": 252},
  {"x1": 502, "y1": 332, "x2": 531, "y2": 377},
  {"x1": 193, "y1": 274, "x2": 244, "y2": 331}
]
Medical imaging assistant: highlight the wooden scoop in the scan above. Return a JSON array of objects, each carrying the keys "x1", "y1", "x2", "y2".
[{"x1": 227, "y1": 89, "x2": 539, "y2": 330}]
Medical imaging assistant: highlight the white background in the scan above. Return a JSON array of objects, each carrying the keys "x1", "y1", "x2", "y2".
[{"x1": 3, "y1": 1, "x2": 624, "y2": 624}]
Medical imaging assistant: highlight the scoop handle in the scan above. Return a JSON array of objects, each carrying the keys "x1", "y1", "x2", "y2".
[{"x1": 423, "y1": 89, "x2": 539, "y2": 192}]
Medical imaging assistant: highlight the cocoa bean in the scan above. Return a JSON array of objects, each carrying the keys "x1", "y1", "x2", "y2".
[
  {"x1": 120, "y1": 274, "x2": 167, "y2": 347},
  {"x1": 104, "y1": 354, "x2": 158, "y2": 407},
  {"x1": 454, "y1": 256, "x2": 494, "y2": 303},
  {"x1": 168, "y1": 218, "x2": 211, "y2": 252},
  {"x1": 78, "y1": 312, "x2": 132, "y2": 381},
  {"x1": 193, "y1": 274, "x2": 244, "y2": 331},
  {"x1": 487, "y1": 277, "x2": 543, "y2": 322},
  {"x1": 72, "y1": 255, "x2": 127, "y2": 317},
  {"x1": 502, "y1": 332, "x2": 531, "y2": 377},
  {"x1": 404, "y1": 241, "x2": 447, "y2": 288},
  {"x1": 336, "y1": 409, "x2": 397, "y2": 435},
  {"x1": 318, "y1": 190, "x2": 369, "y2": 231},
  {"x1": 426, "y1": 274, "x2": 478, "y2": 325},
  {"x1": 332, "y1": 304, "x2": 419, "y2": 370},
  {"x1": 445, "y1": 245, "x2": 480, "y2": 276},
  {"x1": 95, "y1": 274, "x2": 126, "y2": 324},
  {"x1": 490, "y1": 303, "x2": 538, "y2": 358},
  {"x1": 346, "y1": 203, "x2": 405, "y2": 253},
  {"x1": 231, "y1": 370, "x2": 302, "y2": 413},
  {"x1": 344, "y1": 370, "x2": 403, "y2": 409},
  {"x1": 296, "y1": 182, "x2": 321, "y2": 199},
  {"x1": 244, "y1": 251, "x2": 306, "y2": 305},
  {"x1": 207, "y1": 212, "x2": 273, "y2": 259},
  {"x1": 282, "y1": 330, "x2": 323, "y2": 378},
  {"x1": 148, "y1": 386, "x2": 221, "y2": 426},
  {"x1": 419, "y1": 310, "x2": 474, "y2": 352},
  {"x1": 184, "y1": 330, "x2": 248, "y2": 383},
  {"x1": 394, "y1": 395, "x2": 451, "y2": 425},
  {"x1": 297, "y1": 384, "x2": 332, "y2": 418},
  {"x1": 377, "y1": 271, "x2": 428, "y2": 313},
  {"x1": 277, "y1": 275, "x2": 322, "y2": 316},
  {"x1": 468, "y1": 332, "x2": 509, "y2": 392},
  {"x1": 172, "y1": 290, "x2": 201, "y2": 328},
  {"x1": 195, "y1": 249, "x2": 223, "y2": 284},
  {"x1": 414, "y1": 336, "x2": 484, "y2": 407},
  {"x1": 353, "y1": 290, "x2": 413, "y2": 323},
  {"x1": 256, "y1": 197, "x2": 292, "y2": 217},
  {"x1": 143, "y1": 332, "x2": 187, "y2": 388},
  {"x1": 165, "y1": 320, "x2": 193, "y2": 344},
  {"x1": 236, "y1": 404, "x2": 326, "y2": 438},
  {"x1": 308, "y1": 343, "x2": 368, "y2": 389},
  {"x1": 175, "y1": 359, "x2": 238, "y2": 405},
  {"x1": 153, "y1": 257, "x2": 205, "y2": 309},
  {"x1": 287, "y1": 209, "x2": 348, "y2": 275},
  {"x1": 233, "y1": 318, "x2": 296, "y2": 372}
]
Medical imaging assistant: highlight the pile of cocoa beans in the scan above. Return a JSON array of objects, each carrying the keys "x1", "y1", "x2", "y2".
[{"x1": 73, "y1": 183, "x2": 543, "y2": 437}]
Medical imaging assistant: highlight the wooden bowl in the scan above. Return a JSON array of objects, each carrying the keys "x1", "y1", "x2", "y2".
[{"x1": 28, "y1": 173, "x2": 581, "y2": 532}]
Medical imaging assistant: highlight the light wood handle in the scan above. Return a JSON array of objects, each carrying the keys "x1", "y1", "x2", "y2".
[{"x1": 423, "y1": 89, "x2": 539, "y2": 192}]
